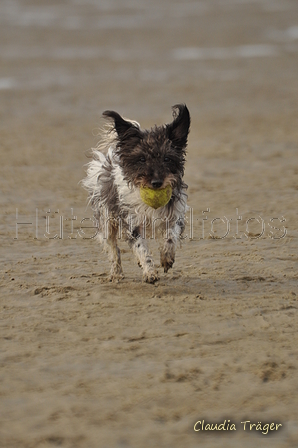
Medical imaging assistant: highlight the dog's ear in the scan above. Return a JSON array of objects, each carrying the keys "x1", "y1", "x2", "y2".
[
  {"x1": 103, "y1": 110, "x2": 142, "y2": 147},
  {"x1": 166, "y1": 104, "x2": 190, "y2": 150}
]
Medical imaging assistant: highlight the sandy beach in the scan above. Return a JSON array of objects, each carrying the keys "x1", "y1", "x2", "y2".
[{"x1": 1, "y1": 0, "x2": 298, "y2": 447}]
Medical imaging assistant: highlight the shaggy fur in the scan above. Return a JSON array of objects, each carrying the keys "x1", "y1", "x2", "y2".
[{"x1": 82, "y1": 104, "x2": 190, "y2": 283}]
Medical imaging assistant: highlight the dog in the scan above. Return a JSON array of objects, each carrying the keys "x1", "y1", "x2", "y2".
[{"x1": 82, "y1": 104, "x2": 190, "y2": 283}]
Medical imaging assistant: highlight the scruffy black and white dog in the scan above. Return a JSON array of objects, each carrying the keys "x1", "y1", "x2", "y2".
[{"x1": 82, "y1": 104, "x2": 190, "y2": 283}]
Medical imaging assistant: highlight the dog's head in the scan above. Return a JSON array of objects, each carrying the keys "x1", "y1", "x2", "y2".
[{"x1": 103, "y1": 104, "x2": 190, "y2": 191}]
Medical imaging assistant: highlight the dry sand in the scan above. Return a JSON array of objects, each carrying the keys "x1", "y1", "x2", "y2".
[{"x1": 1, "y1": 0, "x2": 298, "y2": 447}]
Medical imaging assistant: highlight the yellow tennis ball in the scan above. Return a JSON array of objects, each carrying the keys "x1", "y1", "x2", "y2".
[{"x1": 140, "y1": 185, "x2": 172, "y2": 209}]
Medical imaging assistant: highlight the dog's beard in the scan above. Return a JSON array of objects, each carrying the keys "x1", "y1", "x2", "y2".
[{"x1": 132, "y1": 173, "x2": 178, "y2": 189}]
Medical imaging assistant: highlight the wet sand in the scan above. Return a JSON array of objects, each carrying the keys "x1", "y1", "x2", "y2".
[{"x1": 1, "y1": 1, "x2": 298, "y2": 447}]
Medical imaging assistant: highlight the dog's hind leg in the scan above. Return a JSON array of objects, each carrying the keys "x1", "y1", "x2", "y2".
[
  {"x1": 160, "y1": 219, "x2": 184, "y2": 273},
  {"x1": 128, "y1": 228, "x2": 159, "y2": 284},
  {"x1": 104, "y1": 222, "x2": 124, "y2": 281}
]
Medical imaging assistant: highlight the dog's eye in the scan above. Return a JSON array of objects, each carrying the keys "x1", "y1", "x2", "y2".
[
  {"x1": 139, "y1": 156, "x2": 146, "y2": 163},
  {"x1": 164, "y1": 156, "x2": 171, "y2": 162}
]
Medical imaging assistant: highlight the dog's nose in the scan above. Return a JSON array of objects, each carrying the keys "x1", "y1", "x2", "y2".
[{"x1": 151, "y1": 180, "x2": 163, "y2": 189}]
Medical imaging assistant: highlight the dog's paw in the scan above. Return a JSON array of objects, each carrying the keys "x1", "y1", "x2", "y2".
[
  {"x1": 143, "y1": 270, "x2": 159, "y2": 284},
  {"x1": 160, "y1": 254, "x2": 175, "y2": 273},
  {"x1": 162, "y1": 260, "x2": 174, "y2": 273},
  {"x1": 109, "y1": 274, "x2": 125, "y2": 283},
  {"x1": 109, "y1": 266, "x2": 124, "y2": 283}
]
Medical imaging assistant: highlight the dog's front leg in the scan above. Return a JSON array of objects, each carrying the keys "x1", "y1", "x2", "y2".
[
  {"x1": 129, "y1": 228, "x2": 159, "y2": 284},
  {"x1": 104, "y1": 223, "x2": 124, "y2": 281},
  {"x1": 160, "y1": 219, "x2": 184, "y2": 273}
]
